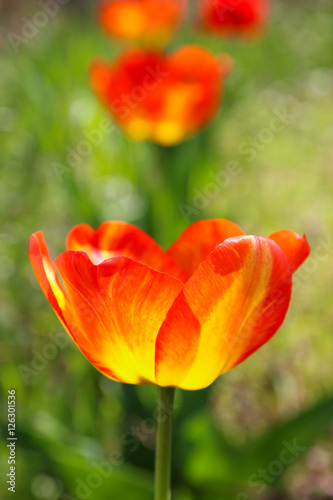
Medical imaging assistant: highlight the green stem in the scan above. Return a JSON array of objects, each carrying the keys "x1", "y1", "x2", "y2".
[{"x1": 155, "y1": 386, "x2": 176, "y2": 500}]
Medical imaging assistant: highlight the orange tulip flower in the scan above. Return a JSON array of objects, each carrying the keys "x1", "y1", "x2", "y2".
[
  {"x1": 98, "y1": 0, "x2": 188, "y2": 46},
  {"x1": 199, "y1": 0, "x2": 270, "y2": 38},
  {"x1": 90, "y1": 46, "x2": 233, "y2": 145},
  {"x1": 29, "y1": 219, "x2": 310, "y2": 391}
]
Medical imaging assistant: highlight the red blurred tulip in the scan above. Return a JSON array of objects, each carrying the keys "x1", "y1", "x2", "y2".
[
  {"x1": 29, "y1": 219, "x2": 310, "y2": 390},
  {"x1": 98, "y1": 0, "x2": 188, "y2": 46},
  {"x1": 90, "y1": 45, "x2": 233, "y2": 145},
  {"x1": 199, "y1": 0, "x2": 270, "y2": 38}
]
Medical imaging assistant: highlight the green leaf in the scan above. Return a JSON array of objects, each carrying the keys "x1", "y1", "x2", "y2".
[{"x1": 4, "y1": 413, "x2": 153, "y2": 500}]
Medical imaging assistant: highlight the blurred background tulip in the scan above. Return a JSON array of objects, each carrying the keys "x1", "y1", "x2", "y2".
[
  {"x1": 90, "y1": 46, "x2": 232, "y2": 145},
  {"x1": 199, "y1": 0, "x2": 271, "y2": 38},
  {"x1": 98, "y1": 0, "x2": 188, "y2": 46}
]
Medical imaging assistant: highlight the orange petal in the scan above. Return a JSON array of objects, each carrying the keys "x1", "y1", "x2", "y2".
[
  {"x1": 164, "y1": 46, "x2": 229, "y2": 141},
  {"x1": 156, "y1": 236, "x2": 292, "y2": 390},
  {"x1": 268, "y1": 230, "x2": 311, "y2": 273},
  {"x1": 167, "y1": 219, "x2": 245, "y2": 276},
  {"x1": 55, "y1": 251, "x2": 183, "y2": 384},
  {"x1": 169, "y1": 45, "x2": 231, "y2": 82},
  {"x1": 98, "y1": 0, "x2": 187, "y2": 45},
  {"x1": 90, "y1": 59, "x2": 114, "y2": 108},
  {"x1": 66, "y1": 221, "x2": 187, "y2": 281},
  {"x1": 29, "y1": 232, "x2": 75, "y2": 340},
  {"x1": 98, "y1": 1, "x2": 149, "y2": 41}
]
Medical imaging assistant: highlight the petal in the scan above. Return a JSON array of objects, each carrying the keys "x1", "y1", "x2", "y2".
[
  {"x1": 90, "y1": 50, "x2": 170, "y2": 140},
  {"x1": 55, "y1": 251, "x2": 183, "y2": 385},
  {"x1": 169, "y1": 45, "x2": 231, "y2": 82},
  {"x1": 161, "y1": 46, "x2": 229, "y2": 143},
  {"x1": 29, "y1": 232, "x2": 74, "y2": 339},
  {"x1": 167, "y1": 219, "x2": 245, "y2": 276},
  {"x1": 98, "y1": 1, "x2": 149, "y2": 41},
  {"x1": 200, "y1": 0, "x2": 270, "y2": 38},
  {"x1": 90, "y1": 59, "x2": 114, "y2": 109},
  {"x1": 156, "y1": 236, "x2": 292, "y2": 390},
  {"x1": 98, "y1": 0, "x2": 187, "y2": 45},
  {"x1": 66, "y1": 221, "x2": 187, "y2": 281},
  {"x1": 268, "y1": 230, "x2": 310, "y2": 273}
]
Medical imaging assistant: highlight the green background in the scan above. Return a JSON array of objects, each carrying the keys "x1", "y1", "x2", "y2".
[{"x1": 0, "y1": 0, "x2": 333, "y2": 499}]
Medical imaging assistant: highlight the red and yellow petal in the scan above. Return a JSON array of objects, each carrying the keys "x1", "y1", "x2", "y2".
[
  {"x1": 66, "y1": 221, "x2": 187, "y2": 281},
  {"x1": 268, "y1": 230, "x2": 310, "y2": 273},
  {"x1": 160, "y1": 46, "x2": 230, "y2": 143},
  {"x1": 29, "y1": 232, "x2": 76, "y2": 341},
  {"x1": 156, "y1": 236, "x2": 292, "y2": 390},
  {"x1": 98, "y1": 0, "x2": 187, "y2": 46},
  {"x1": 167, "y1": 219, "x2": 245, "y2": 276},
  {"x1": 55, "y1": 251, "x2": 183, "y2": 384},
  {"x1": 200, "y1": 0, "x2": 270, "y2": 38}
]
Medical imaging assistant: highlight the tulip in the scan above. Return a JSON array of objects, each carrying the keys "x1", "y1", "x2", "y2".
[
  {"x1": 97, "y1": 0, "x2": 188, "y2": 46},
  {"x1": 29, "y1": 219, "x2": 310, "y2": 392},
  {"x1": 199, "y1": 0, "x2": 271, "y2": 38},
  {"x1": 90, "y1": 46, "x2": 233, "y2": 145}
]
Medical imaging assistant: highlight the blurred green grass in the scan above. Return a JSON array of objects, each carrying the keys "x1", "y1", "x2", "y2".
[{"x1": 1, "y1": 1, "x2": 333, "y2": 499}]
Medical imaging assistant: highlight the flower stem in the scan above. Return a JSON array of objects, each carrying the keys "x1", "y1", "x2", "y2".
[{"x1": 155, "y1": 386, "x2": 176, "y2": 500}]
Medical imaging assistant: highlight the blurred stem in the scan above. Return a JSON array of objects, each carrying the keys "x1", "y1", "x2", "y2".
[
  {"x1": 156, "y1": 144, "x2": 190, "y2": 198},
  {"x1": 150, "y1": 144, "x2": 190, "y2": 246},
  {"x1": 155, "y1": 386, "x2": 175, "y2": 500}
]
